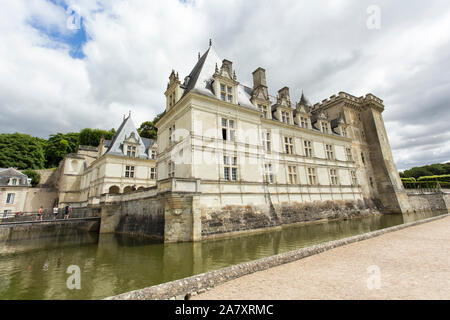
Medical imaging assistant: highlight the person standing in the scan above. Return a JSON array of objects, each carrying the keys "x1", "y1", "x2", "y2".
[
  {"x1": 64, "y1": 204, "x2": 72, "y2": 219},
  {"x1": 37, "y1": 206, "x2": 43, "y2": 221},
  {"x1": 53, "y1": 206, "x2": 59, "y2": 220}
]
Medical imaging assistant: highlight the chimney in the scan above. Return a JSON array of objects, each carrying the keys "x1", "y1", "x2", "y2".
[
  {"x1": 252, "y1": 67, "x2": 267, "y2": 89},
  {"x1": 278, "y1": 87, "x2": 290, "y2": 100},
  {"x1": 222, "y1": 59, "x2": 233, "y2": 76}
]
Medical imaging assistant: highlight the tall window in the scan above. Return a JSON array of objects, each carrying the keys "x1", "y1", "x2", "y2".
[
  {"x1": 304, "y1": 140, "x2": 313, "y2": 158},
  {"x1": 265, "y1": 163, "x2": 274, "y2": 184},
  {"x1": 288, "y1": 166, "x2": 297, "y2": 184},
  {"x1": 127, "y1": 145, "x2": 137, "y2": 157},
  {"x1": 346, "y1": 148, "x2": 353, "y2": 161},
  {"x1": 308, "y1": 167, "x2": 317, "y2": 185},
  {"x1": 224, "y1": 156, "x2": 238, "y2": 181},
  {"x1": 284, "y1": 137, "x2": 294, "y2": 154},
  {"x1": 326, "y1": 144, "x2": 334, "y2": 160},
  {"x1": 220, "y1": 84, "x2": 233, "y2": 103},
  {"x1": 168, "y1": 161, "x2": 175, "y2": 178},
  {"x1": 222, "y1": 118, "x2": 235, "y2": 141},
  {"x1": 351, "y1": 170, "x2": 358, "y2": 186},
  {"x1": 6, "y1": 193, "x2": 15, "y2": 204},
  {"x1": 125, "y1": 166, "x2": 135, "y2": 178},
  {"x1": 321, "y1": 122, "x2": 329, "y2": 134},
  {"x1": 259, "y1": 105, "x2": 268, "y2": 119},
  {"x1": 330, "y1": 169, "x2": 339, "y2": 186},
  {"x1": 150, "y1": 168, "x2": 156, "y2": 180},
  {"x1": 281, "y1": 111, "x2": 290, "y2": 124},
  {"x1": 262, "y1": 131, "x2": 271, "y2": 152},
  {"x1": 169, "y1": 124, "x2": 176, "y2": 145},
  {"x1": 300, "y1": 117, "x2": 308, "y2": 129}
]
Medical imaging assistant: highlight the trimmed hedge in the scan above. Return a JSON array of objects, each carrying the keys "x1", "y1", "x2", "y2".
[
  {"x1": 417, "y1": 175, "x2": 450, "y2": 182},
  {"x1": 403, "y1": 181, "x2": 450, "y2": 189}
]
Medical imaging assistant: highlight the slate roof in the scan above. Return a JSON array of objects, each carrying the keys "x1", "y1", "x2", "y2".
[
  {"x1": 106, "y1": 115, "x2": 151, "y2": 159},
  {"x1": 182, "y1": 46, "x2": 256, "y2": 110},
  {"x1": 0, "y1": 168, "x2": 31, "y2": 187}
]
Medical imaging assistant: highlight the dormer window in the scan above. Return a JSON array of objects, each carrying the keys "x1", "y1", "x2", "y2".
[
  {"x1": 151, "y1": 150, "x2": 156, "y2": 160},
  {"x1": 300, "y1": 117, "x2": 308, "y2": 129},
  {"x1": 127, "y1": 145, "x2": 137, "y2": 157},
  {"x1": 341, "y1": 127, "x2": 347, "y2": 137},
  {"x1": 9, "y1": 178, "x2": 18, "y2": 186},
  {"x1": 220, "y1": 84, "x2": 233, "y2": 103},
  {"x1": 281, "y1": 111, "x2": 291, "y2": 125}
]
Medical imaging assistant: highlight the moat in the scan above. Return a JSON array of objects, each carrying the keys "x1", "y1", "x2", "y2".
[{"x1": 0, "y1": 211, "x2": 445, "y2": 300}]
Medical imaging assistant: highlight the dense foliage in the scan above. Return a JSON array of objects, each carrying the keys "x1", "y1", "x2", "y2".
[
  {"x1": 22, "y1": 169, "x2": 41, "y2": 187},
  {"x1": 0, "y1": 133, "x2": 45, "y2": 169},
  {"x1": 79, "y1": 128, "x2": 115, "y2": 147},
  {"x1": 44, "y1": 133, "x2": 80, "y2": 168},
  {"x1": 137, "y1": 112, "x2": 164, "y2": 140},
  {"x1": 400, "y1": 162, "x2": 450, "y2": 179}
]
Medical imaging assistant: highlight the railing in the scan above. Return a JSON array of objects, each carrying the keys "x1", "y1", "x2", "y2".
[{"x1": 1, "y1": 210, "x2": 67, "y2": 223}]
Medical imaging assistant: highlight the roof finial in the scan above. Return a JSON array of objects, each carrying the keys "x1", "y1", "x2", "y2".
[
  {"x1": 129, "y1": 110, "x2": 131, "y2": 118},
  {"x1": 209, "y1": 38, "x2": 212, "y2": 47},
  {"x1": 198, "y1": 52, "x2": 200, "y2": 60}
]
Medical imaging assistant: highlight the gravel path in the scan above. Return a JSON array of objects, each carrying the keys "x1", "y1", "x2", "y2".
[{"x1": 193, "y1": 216, "x2": 450, "y2": 300}]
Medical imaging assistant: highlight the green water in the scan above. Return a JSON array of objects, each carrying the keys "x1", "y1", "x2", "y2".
[{"x1": 0, "y1": 211, "x2": 444, "y2": 300}]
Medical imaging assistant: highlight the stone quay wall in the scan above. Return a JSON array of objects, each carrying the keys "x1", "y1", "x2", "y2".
[
  {"x1": 200, "y1": 199, "x2": 381, "y2": 238},
  {"x1": 406, "y1": 189, "x2": 450, "y2": 214},
  {"x1": 99, "y1": 196, "x2": 165, "y2": 240},
  {"x1": 0, "y1": 218, "x2": 100, "y2": 242},
  {"x1": 106, "y1": 213, "x2": 449, "y2": 300}
]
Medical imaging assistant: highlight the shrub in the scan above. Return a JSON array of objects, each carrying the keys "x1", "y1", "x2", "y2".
[{"x1": 22, "y1": 169, "x2": 40, "y2": 187}]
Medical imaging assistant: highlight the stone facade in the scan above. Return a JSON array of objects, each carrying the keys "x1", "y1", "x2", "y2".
[
  {"x1": 33, "y1": 44, "x2": 444, "y2": 243},
  {"x1": 0, "y1": 168, "x2": 31, "y2": 217},
  {"x1": 56, "y1": 115, "x2": 157, "y2": 209}
]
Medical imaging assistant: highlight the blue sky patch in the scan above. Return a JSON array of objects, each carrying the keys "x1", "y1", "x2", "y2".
[{"x1": 29, "y1": 0, "x2": 89, "y2": 59}]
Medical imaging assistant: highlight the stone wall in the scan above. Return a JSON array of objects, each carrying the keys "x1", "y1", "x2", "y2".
[
  {"x1": 0, "y1": 218, "x2": 100, "y2": 242},
  {"x1": 99, "y1": 197, "x2": 165, "y2": 240},
  {"x1": 200, "y1": 199, "x2": 381, "y2": 238},
  {"x1": 23, "y1": 187, "x2": 58, "y2": 213},
  {"x1": 407, "y1": 190, "x2": 450, "y2": 213}
]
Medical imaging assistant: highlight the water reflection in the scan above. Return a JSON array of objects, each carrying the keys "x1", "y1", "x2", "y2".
[{"x1": 0, "y1": 210, "x2": 443, "y2": 300}]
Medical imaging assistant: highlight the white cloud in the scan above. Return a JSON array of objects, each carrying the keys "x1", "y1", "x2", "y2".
[{"x1": 1, "y1": 0, "x2": 450, "y2": 170}]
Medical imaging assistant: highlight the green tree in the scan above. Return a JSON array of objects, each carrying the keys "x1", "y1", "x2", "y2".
[
  {"x1": 45, "y1": 133, "x2": 80, "y2": 168},
  {"x1": 22, "y1": 169, "x2": 41, "y2": 187},
  {"x1": 138, "y1": 112, "x2": 164, "y2": 139},
  {"x1": 0, "y1": 133, "x2": 45, "y2": 169},
  {"x1": 79, "y1": 128, "x2": 115, "y2": 147}
]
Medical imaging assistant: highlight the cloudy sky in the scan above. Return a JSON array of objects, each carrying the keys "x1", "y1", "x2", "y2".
[{"x1": 1, "y1": 0, "x2": 449, "y2": 171}]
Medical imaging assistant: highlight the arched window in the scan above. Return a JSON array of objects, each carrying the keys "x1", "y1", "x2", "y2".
[
  {"x1": 108, "y1": 186, "x2": 120, "y2": 194},
  {"x1": 123, "y1": 186, "x2": 133, "y2": 194}
]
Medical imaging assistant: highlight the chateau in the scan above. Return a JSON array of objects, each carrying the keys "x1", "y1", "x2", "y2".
[{"x1": 50, "y1": 43, "x2": 412, "y2": 242}]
